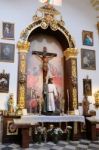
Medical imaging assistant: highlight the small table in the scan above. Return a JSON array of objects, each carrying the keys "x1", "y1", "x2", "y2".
[{"x1": 86, "y1": 117, "x2": 99, "y2": 141}]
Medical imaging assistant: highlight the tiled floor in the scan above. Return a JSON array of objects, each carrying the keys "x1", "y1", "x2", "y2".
[{"x1": 0, "y1": 139, "x2": 99, "y2": 150}]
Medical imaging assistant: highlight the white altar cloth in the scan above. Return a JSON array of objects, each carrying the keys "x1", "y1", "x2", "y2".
[{"x1": 21, "y1": 114, "x2": 85, "y2": 123}]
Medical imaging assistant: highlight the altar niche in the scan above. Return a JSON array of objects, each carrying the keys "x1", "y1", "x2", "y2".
[
  {"x1": 17, "y1": 4, "x2": 78, "y2": 114},
  {"x1": 26, "y1": 35, "x2": 64, "y2": 114}
]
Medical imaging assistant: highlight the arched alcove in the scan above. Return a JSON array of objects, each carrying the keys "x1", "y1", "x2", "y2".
[{"x1": 17, "y1": 4, "x2": 78, "y2": 114}]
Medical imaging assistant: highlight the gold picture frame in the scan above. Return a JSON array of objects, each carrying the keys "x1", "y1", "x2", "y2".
[{"x1": 82, "y1": 30, "x2": 93, "y2": 46}]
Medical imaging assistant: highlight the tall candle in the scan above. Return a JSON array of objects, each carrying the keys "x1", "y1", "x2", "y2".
[{"x1": 67, "y1": 89, "x2": 69, "y2": 113}]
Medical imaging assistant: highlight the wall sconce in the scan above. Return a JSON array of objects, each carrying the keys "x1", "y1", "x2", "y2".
[{"x1": 94, "y1": 90, "x2": 99, "y2": 108}]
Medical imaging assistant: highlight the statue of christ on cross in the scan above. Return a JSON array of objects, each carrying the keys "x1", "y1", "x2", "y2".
[
  {"x1": 32, "y1": 46, "x2": 57, "y2": 113},
  {"x1": 32, "y1": 46, "x2": 57, "y2": 83}
]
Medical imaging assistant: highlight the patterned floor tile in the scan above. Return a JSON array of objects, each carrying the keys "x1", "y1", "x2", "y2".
[
  {"x1": 0, "y1": 139, "x2": 99, "y2": 150},
  {"x1": 64, "y1": 145, "x2": 76, "y2": 150}
]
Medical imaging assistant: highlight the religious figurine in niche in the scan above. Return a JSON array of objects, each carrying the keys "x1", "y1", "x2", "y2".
[
  {"x1": 46, "y1": 77, "x2": 58, "y2": 113},
  {"x1": 29, "y1": 88, "x2": 39, "y2": 113},
  {"x1": 8, "y1": 94, "x2": 14, "y2": 113},
  {"x1": 82, "y1": 95, "x2": 90, "y2": 116}
]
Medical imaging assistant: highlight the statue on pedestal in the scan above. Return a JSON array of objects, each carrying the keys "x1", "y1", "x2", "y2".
[
  {"x1": 82, "y1": 96, "x2": 90, "y2": 116},
  {"x1": 8, "y1": 94, "x2": 14, "y2": 113}
]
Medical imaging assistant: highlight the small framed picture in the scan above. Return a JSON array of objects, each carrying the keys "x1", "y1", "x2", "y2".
[
  {"x1": 81, "y1": 48, "x2": 96, "y2": 70},
  {"x1": 2, "y1": 22, "x2": 14, "y2": 39},
  {"x1": 0, "y1": 70, "x2": 9, "y2": 93},
  {"x1": 0, "y1": 43, "x2": 15, "y2": 63},
  {"x1": 83, "y1": 79, "x2": 92, "y2": 96},
  {"x1": 82, "y1": 30, "x2": 93, "y2": 46}
]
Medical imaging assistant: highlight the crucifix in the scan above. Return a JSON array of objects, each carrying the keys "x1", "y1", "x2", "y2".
[
  {"x1": 32, "y1": 46, "x2": 57, "y2": 113},
  {"x1": 32, "y1": 46, "x2": 57, "y2": 83}
]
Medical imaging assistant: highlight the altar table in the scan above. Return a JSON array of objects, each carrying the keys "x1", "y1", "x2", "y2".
[
  {"x1": 21, "y1": 114, "x2": 85, "y2": 123},
  {"x1": 14, "y1": 114, "x2": 85, "y2": 148}
]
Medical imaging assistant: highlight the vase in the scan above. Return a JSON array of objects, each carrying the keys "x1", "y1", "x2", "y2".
[{"x1": 53, "y1": 135, "x2": 58, "y2": 144}]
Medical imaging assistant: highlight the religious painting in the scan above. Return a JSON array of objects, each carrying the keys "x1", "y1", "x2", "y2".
[
  {"x1": 0, "y1": 43, "x2": 15, "y2": 62},
  {"x1": 2, "y1": 22, "x2": 14, "y2": 39},
  {"x1": 0, "y1": 70, "x2": 9, "y2": 93},
  {"x1": 7, "y1": 120, "x2": 18, "y2": 135},
  {"x1": 83, "y1": 78, "x2": 92, "y2": 96},
  {"x1": 81, "y1": 49, "x2": 96, "y2": 70},
  {"x1": 82, "y1": 30, "x2": 93, "y2": 46}
]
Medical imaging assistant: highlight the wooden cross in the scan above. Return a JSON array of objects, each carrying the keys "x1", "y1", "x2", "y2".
[{"x1": 32, "y1": 46, "x2": 57, "y2": 83}]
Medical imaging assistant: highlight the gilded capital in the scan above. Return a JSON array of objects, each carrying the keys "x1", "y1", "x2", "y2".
[
  {"x1": 64, "y1": 48, "x2": 78, "y2": 60},
  {"x1": 17, "y1": 41, "x2": 30, "y2": 53}
]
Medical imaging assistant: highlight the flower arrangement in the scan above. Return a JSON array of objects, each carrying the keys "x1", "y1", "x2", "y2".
[
  {"x1": 47, "y1": 124, "x2": 63, "y2": 143},
  {"x1": 32, "y1": 124, "x2": 72, "y2": 144},
  {"x1": 32, "y1": 125, "x2": 47, "y2": 143}
]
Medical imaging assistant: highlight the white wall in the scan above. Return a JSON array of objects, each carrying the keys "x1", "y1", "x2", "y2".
[{"x1": 0, "y1": 0, "x2": 98, "y2": 111}]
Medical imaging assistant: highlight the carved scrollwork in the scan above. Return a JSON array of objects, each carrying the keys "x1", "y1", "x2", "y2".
[
  {"x1": 50, "y1": 20, "x2": 58, "y2": 31},
  {"x1": 41, "y1": 19, "x2": 49, "y2": 29},
  {"x1": 18, "y1": 72, "x2": 26, "y2": 84}
]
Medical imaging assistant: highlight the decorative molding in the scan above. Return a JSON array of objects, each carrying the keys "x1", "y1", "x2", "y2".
[
  {"x1": 17, "y1": 41, "x2": 30, "y2": 53},
  {"x1": 64, "y1": 48, "x2": 78, "y2": 60},
  {"x1": 18, "y1": 4, "x2": 75, "y2": 48},
  {"x1": 91, "y1": 0, "x2": 99, "y2": 11}
]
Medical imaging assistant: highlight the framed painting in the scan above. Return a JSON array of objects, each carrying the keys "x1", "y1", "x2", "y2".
[
  {"x1": 82, "y1": 30, "x2": 93, "y2": 46},
  {"x1": 81, "y1": 49, "x2": 96, "y2": 70},
  {"x1": 0, "y1": 43, "x2": 15, "y2": 63},
  {"x1": 83, "y1": 79, "x2": 92, "y2": 96},
  {"x1": 0, "y1": 70, "x2": 9, "y2": 93},
  {"x1": 2, "y1": 22, "x2": 14, "y2": 39}
]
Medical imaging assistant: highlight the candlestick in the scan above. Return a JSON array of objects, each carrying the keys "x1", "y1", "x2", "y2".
[{"x1": 67, "y1": 89, "x2": 69, "y2": 114}]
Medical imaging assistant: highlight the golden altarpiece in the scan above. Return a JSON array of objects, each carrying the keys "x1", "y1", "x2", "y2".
[
  {"x1": 17, "y1": 4, "x2": 78, "y2": 114},
  {"x1": 2, "y1": 4, "x2": 81, "y2": 146}
]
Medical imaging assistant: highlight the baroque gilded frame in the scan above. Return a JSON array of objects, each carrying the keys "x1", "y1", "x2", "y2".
[{"x1": 17, "y1": 4, "x2": 78, "y2": 113}]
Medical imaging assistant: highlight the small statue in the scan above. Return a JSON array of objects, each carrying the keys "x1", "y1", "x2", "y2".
[
  {"x1": 82, "y1": 96, "x2": 90, "y2": 116},
  {"x1": 8, "y1": 94, "x2": 14, "y2": 113}
]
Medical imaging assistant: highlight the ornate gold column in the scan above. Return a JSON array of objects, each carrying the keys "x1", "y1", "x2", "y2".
[
  {"x1": 64, "y1": 48, "x2": 78, "y2": 113},
  {"x1": 17, "y1": 41, "x2": 30, "y2": 109}
]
